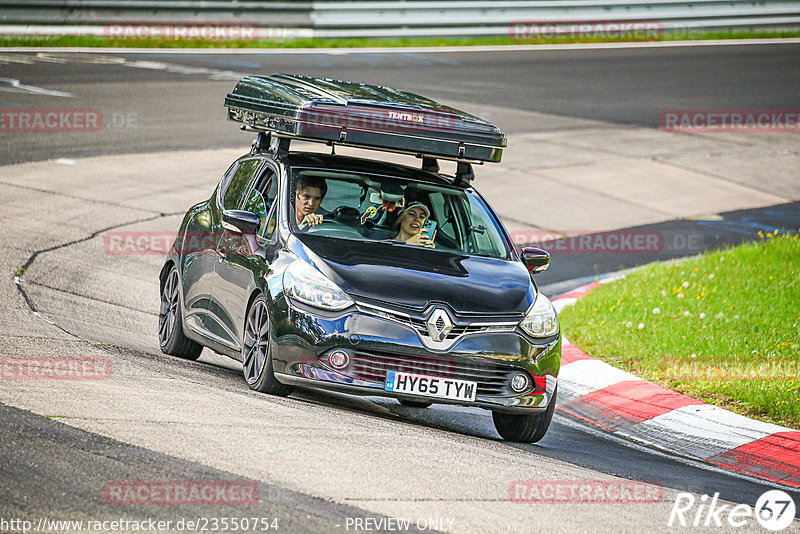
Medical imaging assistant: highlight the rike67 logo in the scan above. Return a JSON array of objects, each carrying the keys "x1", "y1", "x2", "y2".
[{"x1": 668, "y1": 490, "x2": 796, "y2": 531}]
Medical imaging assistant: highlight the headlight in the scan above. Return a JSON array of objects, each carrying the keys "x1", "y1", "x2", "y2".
[
  {"x1": 519, "y1": 293, "x2": 559, "y2": 338},
  {"x1": 283, "y1": 260, "x2": 354, "y2": 311}
]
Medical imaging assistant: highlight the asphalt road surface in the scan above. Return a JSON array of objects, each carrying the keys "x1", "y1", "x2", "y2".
[
  {"x1": 1, "y1": 43, "x2": 799, "y2": 533},
  {"x1": 2, "y1": 43, "x2": 800, "y2": 164}
]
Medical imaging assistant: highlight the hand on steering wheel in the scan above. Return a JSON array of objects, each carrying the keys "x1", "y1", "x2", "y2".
[{"x1": 298, "y1": 213, "x2": 324, "y2": 231}]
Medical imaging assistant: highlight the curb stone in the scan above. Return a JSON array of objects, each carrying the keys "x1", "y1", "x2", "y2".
[{"x1": 552, "y1": 282, "x2": 800, "y2": 489}]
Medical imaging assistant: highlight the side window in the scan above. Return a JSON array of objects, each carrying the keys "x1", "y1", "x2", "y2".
[
  {"x1": 242, "y1": 168, "x2": 279, "y2": 239},
  {"x1": 262, "y1": 207, "x2": 278, "y2": 240},
  {"x1": 221, "y1": 159, "x2": 261, "y2": 211},
  {"x1": 261, "y1": 170, "x2": 279, "y2": 208},
  {"x1": 464, "y1": 198, "x2": 508, "y2": 258}
]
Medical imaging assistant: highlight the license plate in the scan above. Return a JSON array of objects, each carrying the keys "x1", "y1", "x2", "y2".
[{"x1": 385, "y1": 371, "x2": 477, "y2": 402}]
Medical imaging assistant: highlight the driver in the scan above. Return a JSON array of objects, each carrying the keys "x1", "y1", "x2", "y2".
[{"x1": 294, "y1": 175, "x2": 327, "y2": 228}]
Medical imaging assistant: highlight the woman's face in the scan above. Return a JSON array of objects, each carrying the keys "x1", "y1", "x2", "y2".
[{"x1": 400, "y1": 207, "x2": 427, "y2": 236}]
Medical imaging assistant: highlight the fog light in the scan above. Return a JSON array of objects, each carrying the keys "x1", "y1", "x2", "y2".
[
  {"x1": 510, "y1": 373, "x2": 529, "y2": 392},
  {"x1": 329, "y1": 350, "x2": 349, "y2": 370}
]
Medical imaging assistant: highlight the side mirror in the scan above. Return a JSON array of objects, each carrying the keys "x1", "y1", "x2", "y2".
[
  {"x1": 521, "y1": 247, "x2": 550, "y2": 274},
  {"x1": 222, "y1": 210, "x2": 260, "y2": 235}
]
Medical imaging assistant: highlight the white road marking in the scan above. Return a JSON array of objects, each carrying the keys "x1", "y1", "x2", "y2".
[
  {"x1": 122, "y1": 58, "x2": 244, "y2": 80},
  {"x1": 558, "y1": 359, "x2": 638, "y2": 397},
  {"x1": 553, "y1": 297, "x2": 577, "y2": 313},
  {"x1": 622, "y1": 404, "x2": 789, "y2": 460},
  {"x1": 6, "y1": 51, "x2": 246, "y2": 81},
  {"x1": 0, "y1": 53, "x2": 34, "y2": 64},
  {"x1": 35, "y1": 51, "x2": 125, "y2": 65},
  {"x1": 0, "y1": 77, "x2": 73, "y2": 97}
]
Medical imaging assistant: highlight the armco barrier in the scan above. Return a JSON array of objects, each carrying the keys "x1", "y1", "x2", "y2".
[{"x1": 1, "y1": 0, "x2": 799, "y2": 39}]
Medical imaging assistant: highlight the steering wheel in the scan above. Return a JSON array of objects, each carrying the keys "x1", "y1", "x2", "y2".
[
  {"x1": 298, "y1": 218, "x2": 363, "y2": 238},
  {"x1": 298, "y1": 217, "x2": 331, "y2": 232}
]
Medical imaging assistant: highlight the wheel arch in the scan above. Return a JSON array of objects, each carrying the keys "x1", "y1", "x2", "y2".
[
  {"x1": 245, "y1": 288, "x2": 264, "y2": 319},
  {"x1": 159, "y1": 259, "x2": 175, "y2": 293}
]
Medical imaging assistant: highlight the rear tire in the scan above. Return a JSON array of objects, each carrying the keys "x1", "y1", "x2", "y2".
[
  {"x1": 158, "y1": 266, "x2": 202, "y2": 360},
  {"x1": 398, "y1": 399, "x2": 433, "y2": 408},
  {"x1": 492, "y1": 387, "x2": 557, "y2": 443},
  {"x1": 242, "y1": 295, "x2": 293, "y2": 396}
]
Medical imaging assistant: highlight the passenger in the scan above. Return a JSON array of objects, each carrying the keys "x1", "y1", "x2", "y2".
[
  {"x1": 394, "y1": 202, "x2": 435, "y2": 248},
  {"x1": 294, "y1": 174, "x2": 327, "y2": 227}
]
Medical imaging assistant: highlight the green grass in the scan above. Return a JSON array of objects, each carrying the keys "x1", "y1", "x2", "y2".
[
  {"x1": 559, "y1": 231, "x2": 800, "y2": 429},
  {"x1": 2, "y1": 29, "x2": 800, "y2": 48}
]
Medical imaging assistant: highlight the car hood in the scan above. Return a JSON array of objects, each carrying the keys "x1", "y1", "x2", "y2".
[{"x1": 293, "y1": 234, "x2": 534, "y2": 315}]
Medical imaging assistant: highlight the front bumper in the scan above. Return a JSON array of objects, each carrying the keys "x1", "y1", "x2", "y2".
[{"x1": 270, "y1": 298, "x2": 561, "y2": 414}]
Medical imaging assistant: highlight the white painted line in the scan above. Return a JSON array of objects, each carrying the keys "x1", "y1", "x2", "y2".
[
  {"x1": 622, "y1": 404, "x2": 790, "y2": 460},
  {"x1": 54, "y1": 159, "x2": 76, "y2": 165},
  {"x1": 558, "y1": 359, "x2": 638, "y2": 398},
  {"x1": 31, "y1": 311, "x2": 56, "y2": 325},
  {"x1": 0, "y1": 77, "x2": 73, "y2": 97},
  {"x1": 1, "y1": 38, "x2": 799, "y2": 55}
]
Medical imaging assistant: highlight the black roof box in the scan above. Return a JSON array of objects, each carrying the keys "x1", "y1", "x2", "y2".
[{"x1": 224, "y1": 74, "x2": 506, "y2": 163}]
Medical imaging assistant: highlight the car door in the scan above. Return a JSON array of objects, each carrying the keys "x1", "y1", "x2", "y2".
[
  {"x1": 180, "y1": 161, "x2": 239, "y2": 334},
  {"x1": 213, "y1": 160, "x2": 280, "y2": 353},
  {"x1": 182, "y1": 156, "x2": 265, "y2": 351}
]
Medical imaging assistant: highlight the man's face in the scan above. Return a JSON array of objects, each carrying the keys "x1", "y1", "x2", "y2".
[{"x1": 295, "y1": 186, "x2": 323, "y2": 222}]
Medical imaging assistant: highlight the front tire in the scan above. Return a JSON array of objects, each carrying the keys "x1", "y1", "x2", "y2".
[
  {"x1": 242, "y1": 295, "x2": 293, "y2": 396},
  {"x1": 492, "y1": 387, "x2": 557, "y2": 443},
  {"x1": 158, "y1": 266, "x2": 202, "y2": 360}
]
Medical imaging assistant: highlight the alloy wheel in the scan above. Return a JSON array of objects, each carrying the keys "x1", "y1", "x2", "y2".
[
  {"x1": 243, "y1": 299, "x2": 270, "y2": 384},
  {"x1": 158, "y1": 269, "x2": 179, "y2": 347}
]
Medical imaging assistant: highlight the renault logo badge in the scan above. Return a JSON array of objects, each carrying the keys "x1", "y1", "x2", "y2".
[{"x1": 426, "y1": 308, "x2": 453, "y2": 342}]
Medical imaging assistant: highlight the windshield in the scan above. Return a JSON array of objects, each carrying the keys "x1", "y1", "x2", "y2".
[{"x1": 289, "y1": 167, "x2": 512, "y2": 260}]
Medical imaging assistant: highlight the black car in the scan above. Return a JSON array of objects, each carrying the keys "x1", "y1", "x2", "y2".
[{"x1": 158, "y1": 74, "x2": 561, "y2": 442}]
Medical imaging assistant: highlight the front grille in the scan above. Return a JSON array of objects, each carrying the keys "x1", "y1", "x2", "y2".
[
  {"x1": 406, "y1": 317, "x2": 513, "y2": 340},
  {"x1": 343, "y1": 349, "x2": 517, "y2": 397},
  {"x1": 355, "y1": 301, "x2": 517, "y2": 344}
]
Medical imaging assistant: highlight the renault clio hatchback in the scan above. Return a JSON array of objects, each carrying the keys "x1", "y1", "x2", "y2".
[{"x1": 158, "y1": 74, "x2": 560, "y2": 442}]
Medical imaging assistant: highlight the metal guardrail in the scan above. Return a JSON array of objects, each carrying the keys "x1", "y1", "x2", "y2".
[{"x1": 1, "y1": 0, "x2": 799, "y2": 38}]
